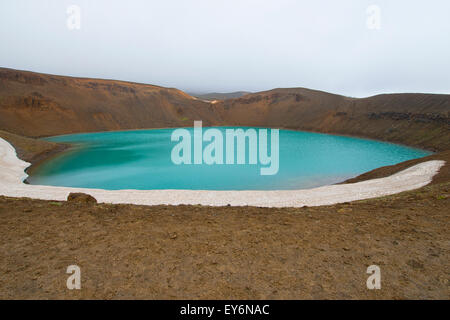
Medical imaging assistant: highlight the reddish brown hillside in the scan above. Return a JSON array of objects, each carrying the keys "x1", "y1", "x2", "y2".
[
  {"x1": 1, "y1": 68, "x2": 449, "y2": 151},
  {"x1": 213, "y1": 88, "x2": 450, "y2": 151},
  {"x1": 0, "y1": 68, "x2": 217, "y2": 137}
]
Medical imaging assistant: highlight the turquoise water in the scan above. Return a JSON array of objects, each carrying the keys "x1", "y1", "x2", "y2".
[{"x1": 27, "y1": 128, "x2": 431, "y2": 190}]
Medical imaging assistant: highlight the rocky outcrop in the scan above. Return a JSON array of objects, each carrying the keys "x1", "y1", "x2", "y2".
[
  {"x1": 67, "y1": 193, "x2": 97, "y2": 204},
  {"x1": 367, "y1": 112, "x2": 449, "y2": 124}
]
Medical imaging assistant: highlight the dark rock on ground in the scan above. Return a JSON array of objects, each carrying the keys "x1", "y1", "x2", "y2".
[{"x1": 67, "y1": 193, "x2": 97, "y2": 204}]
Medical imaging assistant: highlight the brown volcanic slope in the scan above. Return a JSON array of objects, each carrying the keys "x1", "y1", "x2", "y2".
[
  {"x1": 0, "y1": 68, "x2": 217, "y2": 137},
  {"x1": 214, "y1": 88, "x2": 450, "y2": 151},
  {"x1": 0, "y1": 68, "x2": 449, "y2": 152}
]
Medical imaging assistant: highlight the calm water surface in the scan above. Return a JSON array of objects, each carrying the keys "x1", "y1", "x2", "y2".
[{"x1": 27, "y1": 128, "x2": 431, "y2": 190}]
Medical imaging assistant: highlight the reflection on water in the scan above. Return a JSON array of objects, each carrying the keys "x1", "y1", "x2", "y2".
[{"x1": 27, "y1": 128, "x2": 431, "y2": 190}]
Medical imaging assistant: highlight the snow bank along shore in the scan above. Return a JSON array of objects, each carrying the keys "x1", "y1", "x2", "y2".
[{"x1": 0, "y1": 138, "x2": 445, "y2": 208}]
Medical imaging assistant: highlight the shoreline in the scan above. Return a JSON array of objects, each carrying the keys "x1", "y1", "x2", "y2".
[
  {"x1": 23, "y1": 142, "x2": 83, "y2": 182},
  {"x1": 23, "y1": 143, "x2": 71, "y2": 182},
  {"x1": 0, "y1": 137, "x2": 445, "y2": 207}
]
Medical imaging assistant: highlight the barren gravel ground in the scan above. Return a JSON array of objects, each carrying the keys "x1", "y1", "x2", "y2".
[
  {"x1": 0, "y1": 182, "x2": 448, "y2": 299},
  {"x1": 0, "y1": 130, "x2": 449, "y2": 299}
]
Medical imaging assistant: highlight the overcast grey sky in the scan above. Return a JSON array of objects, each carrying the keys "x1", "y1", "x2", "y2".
[{"x1": 1, "y1": 0, "x2": 449, "y2": 97}]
